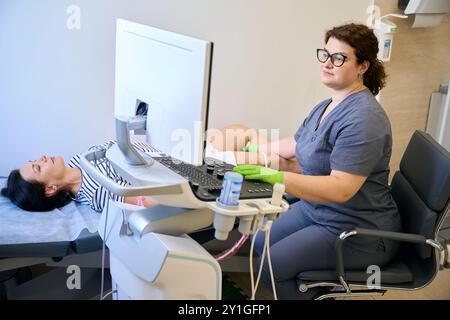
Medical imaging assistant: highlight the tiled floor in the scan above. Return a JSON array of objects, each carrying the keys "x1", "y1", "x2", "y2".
[
  {"x1": 20, "y1": 261, "x2": 450, "y2": 300},
  {"x1": 225, "y1": 267, "x2": 450, "y2": 300},
  {"x1": 220, "y1": 218, "x2": 450, "y2": 300},
  {"x1": 370, "y1": 268, "x2": 450, "y2": 300}
]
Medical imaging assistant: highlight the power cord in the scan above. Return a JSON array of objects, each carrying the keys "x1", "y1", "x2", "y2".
[
  {"x1": 87, "y1": 143, "x2": 115, "y2": 301},
  {"x1": 249, "y1": 219, "x2": 277, "y2": 300},
  {"x1": 100, "y1": 189, "x2": 111, "y2": 300},
  {"x1": 265, "y1": 221, "x2": 277, "y2": 300},
  {"x1": 249, "y1": 227, "x2": 263, "y2": 300},
  {"x1": 100, "y1": 289, "x2": 118, "y2": 300},
  {"x1": 262, "y1": 153, "x2": 268, "y2": 168},
  {"x1": 214, "y1": 234, "x2": 249, "y2": 262}
]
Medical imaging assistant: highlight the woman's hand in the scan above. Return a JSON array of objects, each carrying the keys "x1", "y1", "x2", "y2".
[
  {"x1": 125, "y1": 196, "x2": 158, "y2": 208},
  {"x1": 233, "y1": 165, "x2": 284, "y2": 185},
  {"x1": 242, "y1": 143, "x2": 259, "y2": 153}
]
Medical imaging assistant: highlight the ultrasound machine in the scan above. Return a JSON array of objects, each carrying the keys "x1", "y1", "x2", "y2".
[{"x1": 80, "y1": 19, "x2": 289, "y2": 300}]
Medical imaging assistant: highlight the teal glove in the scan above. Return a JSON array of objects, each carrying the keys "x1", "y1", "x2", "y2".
[
  {"x1": 233, "y1": 165, "x2": 284, "y2": 185},
  {"x1": 242, "y1": 143, "x2": 259, "y2": 153}
]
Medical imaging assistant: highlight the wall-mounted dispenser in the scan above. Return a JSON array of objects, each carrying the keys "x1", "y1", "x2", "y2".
[
  {"x1": 402, "y1": 0, "x2": 450, "y2": 28},
  {"x1": 374, "y1": 14, "x2": 408, "y2": 62}
]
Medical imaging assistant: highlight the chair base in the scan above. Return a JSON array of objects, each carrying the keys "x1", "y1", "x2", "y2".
[
  {"x1": 300, "y1": 281, "x2": 388, "y2": 300},
  {"x1": 316, "y1": 289, "x2": 386, "y2": 300},
  {"x1": 444, "y1": 242, "x2": 450, "y2": 269}
]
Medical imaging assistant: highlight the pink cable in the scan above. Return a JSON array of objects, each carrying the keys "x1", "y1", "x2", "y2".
[{"x1": 214, "y1": 234, "x2": 249, "y2": 262}]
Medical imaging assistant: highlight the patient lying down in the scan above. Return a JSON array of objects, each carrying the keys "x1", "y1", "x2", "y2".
[
  {"x1": 1, "y1": 142, "x2": 157, "y2": 212},
  {"x1": 2, "y1": 125, "x2": 298, "y2": 213}
]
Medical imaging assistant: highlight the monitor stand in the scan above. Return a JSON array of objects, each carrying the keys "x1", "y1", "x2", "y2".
[{"x1": 115, "y1": 116, "x2": 154, "y2": 166}]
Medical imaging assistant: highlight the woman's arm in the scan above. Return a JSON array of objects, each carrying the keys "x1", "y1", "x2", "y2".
[
  {"x1": 259, "y1": 136, "x2": 297, "y2": 160},
  {"x1": 208, "y1": 125, "x2": 296, "y2": 159},
  {"x1": 234, "y1": 137, "x2": 298, "y2": 169},
  {"x1": 208, "y1": 125, "x2": 299, "y2": 171},
  {"x1": 283, "y1": 170, "x2": 367, "y2": 203},
  {"x1": 233, "y1": 151, "x2": 300, "y2": 173},
  {"x1": 279, "y1": 157, "x2": 301, "y2": 173}
]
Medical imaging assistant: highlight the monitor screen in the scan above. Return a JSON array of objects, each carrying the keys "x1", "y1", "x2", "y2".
[{"x1": 115, "y1": 19, "x2": 212, "y2": 166}]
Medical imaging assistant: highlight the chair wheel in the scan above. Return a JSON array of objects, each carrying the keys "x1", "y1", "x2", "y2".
[{"x1": 299, "y1": 284, "x2": 308, "y2": 293}]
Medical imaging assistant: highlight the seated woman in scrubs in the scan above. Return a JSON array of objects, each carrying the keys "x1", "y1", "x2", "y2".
[{"x1": 221, "y1": 23, "x2": 402, "y2": 299}]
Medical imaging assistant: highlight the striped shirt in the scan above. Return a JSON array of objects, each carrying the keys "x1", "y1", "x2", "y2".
[{"x1": 68, "y1": 141, "x2": 158, "y2": 212}]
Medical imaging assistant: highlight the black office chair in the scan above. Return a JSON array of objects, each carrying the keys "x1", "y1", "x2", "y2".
[{"x1": 295, "y1": 130, "x2": 450, "y2": 300}]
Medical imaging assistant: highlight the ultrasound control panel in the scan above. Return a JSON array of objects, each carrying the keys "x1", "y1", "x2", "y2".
[{"x1": 154, "y1": 156, "x2": 274, "y2": 201}]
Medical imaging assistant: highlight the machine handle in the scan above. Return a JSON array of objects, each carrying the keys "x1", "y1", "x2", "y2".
[{"x1": 80, "y1": 148, "x2": 183, "y2": 197}]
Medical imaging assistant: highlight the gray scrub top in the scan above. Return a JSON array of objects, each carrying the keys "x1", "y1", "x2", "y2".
[{"x1": 294, "y1": 88, "x2": 401, "y2": 242}]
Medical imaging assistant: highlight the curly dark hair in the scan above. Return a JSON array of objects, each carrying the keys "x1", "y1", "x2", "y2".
[
  {"x1": 325, "y1": 23, "x2": 387, "y2": 96},
  {"x1": 1, "y1": 169, "x2": 73, "y2": 212}
]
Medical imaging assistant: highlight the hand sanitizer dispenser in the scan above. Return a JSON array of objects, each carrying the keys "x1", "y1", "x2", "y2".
[{"x1": 374, "y1": 14, "x2": 408, "y2": 62}]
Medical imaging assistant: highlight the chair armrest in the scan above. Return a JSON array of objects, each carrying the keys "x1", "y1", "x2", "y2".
[
  {"x1": 335, "y1": 228, "x2": 445, "y2": 291},
  {"x1": 351, "y1": 228, "x2": 427, "y2": 244}
]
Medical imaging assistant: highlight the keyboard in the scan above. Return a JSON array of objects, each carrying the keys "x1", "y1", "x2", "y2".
[
  {"x1": 157, "y1": 157, "x2": 222, "y2": 187},
  {"x1": 154, "y1": 156, "x2": 274, "y2": 201}
]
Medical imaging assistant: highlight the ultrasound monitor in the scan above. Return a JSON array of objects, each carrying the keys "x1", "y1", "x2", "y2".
[{"x1": 114, "y1": 19, "x2": 212, "y2": 166}]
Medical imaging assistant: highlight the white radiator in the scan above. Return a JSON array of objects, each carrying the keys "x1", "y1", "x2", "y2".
[{"x1": 426, "y1": 82, "x2": 450, "y2": 152}]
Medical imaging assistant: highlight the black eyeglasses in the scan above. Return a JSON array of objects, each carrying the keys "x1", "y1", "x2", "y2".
[{"x1": 316, "y1": 49, "x2": 348, "y2": 67}]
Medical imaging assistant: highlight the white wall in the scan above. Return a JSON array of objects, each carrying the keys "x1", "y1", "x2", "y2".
[{"x1": 0, "y1": 0, "x2": 372, "y2": 176}]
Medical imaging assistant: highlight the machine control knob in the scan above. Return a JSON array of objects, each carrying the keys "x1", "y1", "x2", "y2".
[
  {"x1": 217, "y1": 171, "x2": 225, "y2": 179},
  {"x1": 190, "y1": 182, "x2": 200, "y2": 190},
  {"x1": 207, "y1": 188, "x2": 221, "y2": 195}
]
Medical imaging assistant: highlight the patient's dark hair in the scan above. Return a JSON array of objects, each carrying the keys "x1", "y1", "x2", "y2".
[
  {"x1": 325, "y1": 23, "x2": 387, "y2": 96},
  {"x1": 1, "y1": 169, "x2": 72, "y2": 212}
]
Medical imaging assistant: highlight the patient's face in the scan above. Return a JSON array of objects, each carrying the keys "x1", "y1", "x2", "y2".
[{"x1": 19, "y1": 155, "x2": 66, "y2": 186}]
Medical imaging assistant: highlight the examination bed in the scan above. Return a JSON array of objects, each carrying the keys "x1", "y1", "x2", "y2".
[
  {"x1": 0, "y1": 178, "x2": 103, "y2": 259},
  {"x1": 0, "y1": 177, "x2": 232, "y2": 300},
  {"x1": 0, "y1": 177, "x2": 109, "y2": 299}
]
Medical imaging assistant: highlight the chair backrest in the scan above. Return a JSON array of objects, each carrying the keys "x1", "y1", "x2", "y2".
[{"x1": 391, "y1": 131, "x2": 450, "y2": 259}]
